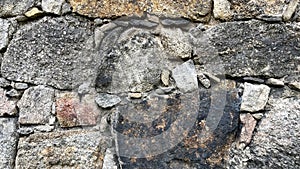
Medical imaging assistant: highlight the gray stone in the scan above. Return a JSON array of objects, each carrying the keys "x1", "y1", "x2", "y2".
[
  {"x1": 95, "y1": 93, "x2": 121, "y2": 108},
  {"x1": 266, "y1": 78, "x2": 284, "y2": 87},
  {"x1": 0, "y1": 118, "x2": 18, "y2": 169},
  {"x1": 42, "y1": 0, "x2": 65, "y2": 15},
  {"x1": 18, "y1": 86, "x2": 54, "y2": 125},
  {"x1": 197, "y1": 73, "x2": 210, "y2": 88},
  {"x1": 17, "y1": 127, "x2": 34, "y2": 135},
  {"x1": 0, "y1": 78, "x2": 10, "y2": 88},
  {"x1": 6, "y1": 89, "x2": 20, "y2": 97},
  {"x1": 195, "y1": 21, "x2": 299, "y2": 81},
  {"x1": 78, "y1": 82, "x2": 90, "y2": 95},
  {"x1": 289, "y1": 81, "x2": 300, "y2": 91},
  {"x1": 0, "y1": 0, "x2": 35, "y2": 17},
  {"x1": 283, "y1": 0, "x2": 299, "y2": 21},
  {"x1": 0, "y1": 19, "x2": 10, "y2": 51},
  {"x1": 1, "y1": 16, "x2": 96, "y2": 89},
  {"x1": 61, "y1": 2, "x2": 72, "y2": 15},
  {"x1": 213, "y1": 0, "x2": 232, "y2": 20},
  {"x1": 96, "y1": 28, "x2": 171, "y2": 93},
  {"x1": 172, "y1": 60, "x2": 198, "y2": 93},
  {"x1": 102, "y1": 148, "x2": 118, "y2": 169},
  {"x1": 161, "y1": 28, "x2": 192, "y2": 59},
  {"x1": 16, "y1": 130, "x2": 111, "y2": 168},
  {"x1": 229, "y1": 97, "x2": 300, "y2": 168},
  {"x1": 14, "y1": 82, "x2": 29, "y2": 90},
  {"x1": 256, "y1": 14, "x2": 283, "y2": 22},
  {"x1": 241, "y1": 83, "x2": 270, "y2": 112},
  {"x1": 160, "y1": 19, "x2": 190, "y2": 26},
  {"x1": 0, "y1": 88, "x2": 17, "y2": 116}
]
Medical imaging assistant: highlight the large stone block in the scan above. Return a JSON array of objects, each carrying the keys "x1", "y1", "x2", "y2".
[
  {"x1": 195, "y1": 20, "x2": 300, "y2": 81},
  {"x1": 16, "y1": 130, "x2": 111, "y2": 168},
  {"x1": 69, "y1": 0, "x2": 212, "y2": 22},
  {"x1": 1, "y1": 16, "x2": 96, "y2": 89}
]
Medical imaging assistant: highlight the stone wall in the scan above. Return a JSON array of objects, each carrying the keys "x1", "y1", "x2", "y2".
[{"x1": 0, "y1": 0, "x2": 299, "y2": 169}]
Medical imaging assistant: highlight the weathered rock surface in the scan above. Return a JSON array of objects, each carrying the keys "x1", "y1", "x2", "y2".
[
  {"x1": 18, "y1": 86, "x2": 54, "y2": 125},
  {"x1": 172, "y1": 60, "x2": 198, "y2": 93},
  {"x1": 0, "y1": 88, "x2": 17, "y2": 116},
  {"x1": 0, "y1": 0, "x2": 35, "y2": 17},
  {"x1": 230, "y1": 0, "x2": 286, "y2": 20},
  {"x1": 240, "y1": 83, "x2": 270, "y2": 112},
  {"x1": 213, "y1": 0, "x2": 232, "y2": 20},
  {"x1": 16, "y1": 130, "x2": 111, "y2": 169},
  {"x1": 95, "y1": 93, "x2": 121, "y2": 108},
  {"x1": 13, "y1": 82, "x2": 29, "y2": 90},
  {"x1": 56, "y1": 92, "x2": 100, "y2": 127},
  {"x1": 0, "y1": 19, "x2": 11, "y2": 51},
  {"x1": 239, "y1": 113, "x2": 257, "y2": 146},
  {"x1": 69, "y1": 0, "x2": 212, "y2": 21},
  {"x1": 42, "y1": 0, "x2": 65, "y2": 15},
  {"x1": 114, "y1": 83, "x2": 241, "y2": 168},
  {"x1": 229, "y1": 97, "x2": 300, "y2": 168},
  {"x1": 0, "y1": 78, "x2": 10, "y2": 88},
  {"x1": 0, "y1": 118, "x2": 18, "y2": 169},
  {"x1": 95, "y1": 27, "x2": 174, "y2": 93},
  {"x1": 1, "y1": 16, "x2": 96, "y2": 89},
  {"x1": 195, "y1": 20, "x2": 300, "y2": 81}
]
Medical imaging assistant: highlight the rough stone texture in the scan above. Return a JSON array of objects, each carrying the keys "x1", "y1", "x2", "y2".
[
  {"x1": 239, "y1": 113, "x2": 257, "y2": 145},
  {"x1": 16, "y1": 130, "x2": 111, "y2": 169},
  {"x1": 230, "y1": 0, "x2": 286, "y2": 20},
  {"x1": 161, "y1": 69, "x2": 170, "y2": 86},
  {"x1": 114, "y1": 84, "x2": 241, "y2": 168},
  {"x1": 13, "y1": 82, "x2": 29, "y2": 90},
  {"x1": 42, "y1": 0, "x2": 65, "y2": 15},
  {"x1": 69, "y1": 0, "x2": 212, "y2": 22},
  {"x1": 95, "y1": 26, "x2": 176, "y2": 93},
  {"x1": 160, "y1": 28, "x2": 192, "y2": 59},
  {"x1": 6, "y1": 89, "x2": 20, "y2": 98},
  {"x1": 213, "y1": 0, "x2": 232, "y2": 20},
  {"x1": 102, "y1": 148, "x2": 118, "y2": 169},
  {"x1": 18, "y1": 86, "x2": 54, "y2": 125},
  {"x1": 283, "y1": 0, "x2": 299, "y2": 21},
  {"x1": 0, "y1": 118, "x2": 18, "y2": 169},
  {"x1": 195, "y1": 20, "x2": 300, "y2": 81},
  {"x1": 172, "y1": 60, "x2": 198, "y2": 93},
  {"x1": 56, "y1": 92, "x2": 99, "y2": 127},
  {"x1": 0, "y1": 0, "x2": 35, "y2": 17},
  {"x1": 198, "y1": 73, "x2": 211, "y2": 88},
  {"x1": 289, "y1": 81, "x2": 300, "y2": 91},
  {"x1": 0, "y1": 88, "x2": 17, "y2": 116},
  {"x1": 95, "y1": 93, "x2": 121, "y2": 108},
  {"x1": 0, "y1": 78, "x2": 10, "y2": 88},
  {"x1": 1, "y1": 16, "x2": 96, "y2": 90},
  {"x1": 240, "y1": 83, "x2": 270, "y2": 112},
  {"x1": 266, "y1": 78, "x2": 284, "y2": 86},
  {"x1": 0, "y1": 19, "x2": 11, "y2": 51},
  {"x1": 229, "y1": 97, "x2": 300, "y2": 168}
]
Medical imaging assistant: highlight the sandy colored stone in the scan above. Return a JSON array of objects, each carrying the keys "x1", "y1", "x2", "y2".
[
  {"x1": 283, "y1": 0, "x2": 299, "y2": 21},
  {"x1": 16, "y1": 130, "x2": 111, "y2": 169},
  {"x1": 24, "y1": 7, "x2": 43, "y2": 18},
  {"x1": 213, "y1": 0, "x2": 232, "y2": 20},
  {"x1": 56, "y1": 92, "x2": 100, "y2": 127},
  {"x1": 69, "y1": 0, "x2": 212, "y2": 22}
]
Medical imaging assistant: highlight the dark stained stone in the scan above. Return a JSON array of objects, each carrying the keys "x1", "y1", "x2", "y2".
[{"x1": 113, "y1": 83, "x2": 241, "y2": 168}]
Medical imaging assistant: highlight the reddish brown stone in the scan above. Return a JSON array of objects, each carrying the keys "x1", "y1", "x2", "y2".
[
  {"x1": 0, "y1": 88, "x2": 17, "y2": 116},
  {"x1": 56, "y1": 92, "x2": 99, "y2": 127},
  {"x1": 239, "y1": 113, "x2": 257, "y2": 145}
]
